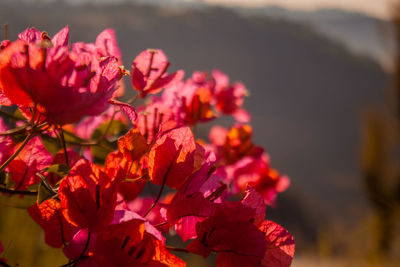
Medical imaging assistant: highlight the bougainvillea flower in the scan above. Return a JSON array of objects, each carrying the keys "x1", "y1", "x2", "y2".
[
  {"x1": 241, "y1": 186, "x2": 266, "y2": 227},
  {"x1": 104, "y1": 150, "x2": 147, "y2": 201},
  {"x1": 6, "y1": 136, "x2": 52, "y2": 190},
  {"x1": 117, "y1": 129, "x2": 148, "y2": 162},
  {"x1": 70, "y1": 210, "x2": 185, "y2": 267},
  {"x1": 161, "y1": 71, "x2": 217, "y2": 126},
  {"x1": 73, "y1": 28, "x2": 125, "y2": 97},
  {"x1": 212, "y1": 69, "x2": 250, "y2": 122},
  {"x1": 28, "y1": 198, "x2": 77, "y2": 248},
  {"x1": 135, "y1": 97, "x2": 179, "y2": 143},
  {"x1": 148, "y1": 127, "x2": 202, "y2": 189},
  {"x1": 127, "y1": 197, "x2": 171, "y2": 232},
  {"x1": 180, "y1": 149, "x2": 216, "y2": 196},
  {"x1": 167, "y1": 192, "x2": 217, "y2": 241},
  {"x1": 182, "y1": 87, "x2": 215, "y2": 125},
  {"x1": 102, "y1": 129, "x2": 148, "y2": 200},
  {"x1": 109, "y1": 99, "x2": 137, "y2": 123},
  {"x1": 232, "y1": 154, "x2": 290, "y2": 206},
  {"x1": 58, "y1": 159, "x2": 122, "y2": 232},
  {"x1": 131, "y1": 49, "x2": 184, "y2": 98},
  {"x1": 187, "y1": 202, "x2": 267, "y2": 267},
  {"x1": 210, "y1": 124, "x2": 262, "y2": 164},
  {"x1": 62, "y1": 229, "x2": 96, "y2": 264},
  {"x1": 259, "y1": 220, "x2": 295, "y2": 267},
  {"x1": 0, "y1": 26, "x2": 122, "y2": 125}
]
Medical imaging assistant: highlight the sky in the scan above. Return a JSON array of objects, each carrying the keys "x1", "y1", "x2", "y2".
[{"x1": 196, "y1": 0, "x2": 395, "y2": 19}]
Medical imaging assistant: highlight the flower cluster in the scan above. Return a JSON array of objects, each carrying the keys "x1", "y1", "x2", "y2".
[{"x1": 0, "y1": 26, "x2": 294, "y2": 267}]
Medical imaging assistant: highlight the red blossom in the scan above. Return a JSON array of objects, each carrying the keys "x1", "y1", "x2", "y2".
[
  {"x1": 6, "y1": 136, "x2": 52, "y2": 190},
  {"x1": 233, "y1": 155, "x2": 290, "y2": 206},
  {"x1": 104, "y1": 150, "x2": 147, "y2": 201},
  {"x1": 28, "y1": 199, "x2": 77, "y2": 248},
  {"x1": 260, "y1": 220, "x2": 295, "y2": 267},
  {"x1": 117, "y1": 129, "x2": 148, "y2": 162},
  {"x1": 187, "y1": 202, "x2": 267, "y2": 266},
  {"x1": 131, "y1": 49, "x2": 184, "y2": 98},
  {"x1": 161, "y1": 71, "x2": 217, "y2": 126},
  {"x1": 135, "y1": 97, "x2": 179, "y2": 143},
  {"x1": 0, "y1": 26, "x2": 122, "y2": 125},
  {"x1": 148, "y1": 127, "x2": 202, "y2": 189},
  {"x1": 212, "y1": 69, "x2": 250, "y2": 122},
  {"x1": 210, "y1": 124, "x2": 262, "y2": 165},
  {"x1": 58, "y1": 159, "x2": 122, "y2": 232},
  {"x1": 65, "y1": 210, "x2": 185, "y2": 267}
]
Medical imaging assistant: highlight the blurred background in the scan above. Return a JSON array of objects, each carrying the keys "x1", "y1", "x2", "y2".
[{"x1": 0, "y1": 0, "x2": 399, "y2": 266}]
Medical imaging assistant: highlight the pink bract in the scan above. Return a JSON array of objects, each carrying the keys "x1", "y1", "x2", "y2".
[{"x1": 0, "y1": 26, "x2": 122, "y2": 125}]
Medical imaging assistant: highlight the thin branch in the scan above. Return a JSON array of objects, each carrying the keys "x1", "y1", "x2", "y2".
[
  {"x1": 59, "y1": 256, "x2": 89, "y2": 267},
  {"x1": 0, "y1": 109, "x2": 23, "y2": 121},
  {"x1": 36, "y1": 172, "x2": 57, "y2": 194},
  {"x1": 153, "y1": 221, "x2": 168, "y2": 228},
  {"x1": 143, "y1": 163, "x2": 172, "y2": 217},
  {"x1": 79, "y1": 232, "x2": 91, "y2": 259},
  {"x1": 165, "y1": 246, "x2": 189, "y2": 253},
  {"x1": 0, "y1": 125, "x2": 29, "y2": 136},
  {"x1": 127, "y1": 94, "x2": 139, "y2": 105},
  {"x1": 0, "y1": 186, "x2": 37, "y2": 196},
  {"x1": 58, "y1": 128, "x2": 70, "y2": 168}
]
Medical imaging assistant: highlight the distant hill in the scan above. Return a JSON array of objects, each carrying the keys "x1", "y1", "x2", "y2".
[
  {"x1": 238, "y1": 6, "x2": 396, "y2": 70},
  {"x1": 0, "y1": 0, "x2": 390, "y2": 249}
]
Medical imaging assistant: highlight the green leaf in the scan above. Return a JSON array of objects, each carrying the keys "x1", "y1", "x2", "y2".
[
  {"x1": 91, "y1": 120, "x2": 127, "y2": 140},
  {"x1": 43, "y1": 164, "x2": 70, "y2": 177},
  {"x1": 89, "y1": 120, "x2": 125, "y2": 164},
  {"x1": 37, "y1": 181, "x2": 56, "y2": 205},
  {"x1": 40, "y1": 133, "x2": 62, "y2": 156},
  {"x1": 13, "y1": 108, "x2": 26, "y2": 121}
]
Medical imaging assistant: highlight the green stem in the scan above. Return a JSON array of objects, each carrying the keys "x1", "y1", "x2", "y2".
[{"x1": 58, "y1": 128, "x2": 70, "y2": 168}]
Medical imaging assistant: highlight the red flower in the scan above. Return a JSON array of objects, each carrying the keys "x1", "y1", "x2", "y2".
[
  {"x1": 135, "y1": 97, "x2": 179, "y2": 143},
  {"x1": 210, "y1": 124, "x2": 262, "y2": 165},
  {"x1": 58, "y1": 159, "x2": 122, "y2": 232},
  {"x1": 131, "y1": 49, "x2": 184, "y2": 98},
  {"x1": 148, "y1": 127, "x2": 202, "y2": 189},
  {"x1": 104, "y1": 150, "x2": 147, "y2": 201},
  {"x1": 0, "y1": 26, "x2": 121, "y2": 125},
  {"x1": 212, "y1": 69, "x2": 250, "y2": 122},
  {"x1": 259, "y1": 220, "x2": 295, "y2": 267},
  {"x1": 28, "y1": 199, "x2": 77, "y2": 248},
  {"x1": 6, "y1": 136, "x2": 52, "y2": 190},
  {"x1": 187, "y1": 202, "x2": 267, "y2": 267},
  {"x1": 63, "y1": 210, "x2": 185, "y2": 267},
  {"x1": 233, "y1": 155, "x2": 290, "y2": 206}
]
